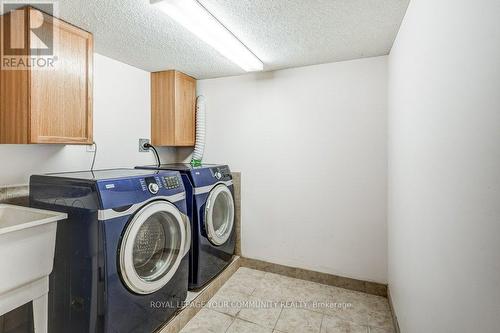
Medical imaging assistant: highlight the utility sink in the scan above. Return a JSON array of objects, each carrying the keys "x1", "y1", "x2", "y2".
[{"x1": 0, "y1": 204, "x2": 66, "y2": 332}]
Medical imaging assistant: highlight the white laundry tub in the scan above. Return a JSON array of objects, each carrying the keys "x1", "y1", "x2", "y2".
[{"x1": 0, "y1": 204, "x2": 66, "y2": 333}]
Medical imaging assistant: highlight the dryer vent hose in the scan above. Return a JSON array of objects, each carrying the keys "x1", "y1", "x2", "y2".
[{"x1": 191, "y1": 96, "x2": 206, "y2": 166}]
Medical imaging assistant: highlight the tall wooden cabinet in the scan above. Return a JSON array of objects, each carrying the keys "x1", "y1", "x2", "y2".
[
  {"x1": 151, "y1": 70, "x2": 196, "y2": 146},
  {"x1": 0, "y1": 6, "x2": 93, "y2": 144}
]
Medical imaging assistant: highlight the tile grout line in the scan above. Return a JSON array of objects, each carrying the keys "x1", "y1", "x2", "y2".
[
  {"x1": 272, "y1": 304, "x2": 284, "y2": 332},
  {"x1": 236, "y1": 316, "x2": 274, "y2": 332},
  {"x1": 223, "y1": 314, "x2": 236, "y2": 333},
  {"x1": 319, "y1": 313, "x2": 325, "y2": 333},
  {"x1": 246, "y1": 273, "x2": 281, "y2": 332}
]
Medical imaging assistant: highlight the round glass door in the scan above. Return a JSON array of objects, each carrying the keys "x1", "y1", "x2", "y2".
[
  {"x1": 204, "y1": 184, "x2": 235, "y2": 246},
  {"x1": 120, "y1": 201, "x2": 188, "y2": 294}
]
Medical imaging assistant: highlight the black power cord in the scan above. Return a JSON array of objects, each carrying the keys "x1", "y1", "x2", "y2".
[{"x1": 144, "y1": 143, "x2": 161, "y2": 167}]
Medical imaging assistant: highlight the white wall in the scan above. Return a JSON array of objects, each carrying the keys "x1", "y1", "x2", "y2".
[
  {"x1": 182, "y1": 56, "x2": 388, "y2": 283},
  {"x1": 388, "y1": 0, "x2": 500, "y2": 332},
  {"x1": 0, "y1": 53, "x2": 175, "y2": 186}
]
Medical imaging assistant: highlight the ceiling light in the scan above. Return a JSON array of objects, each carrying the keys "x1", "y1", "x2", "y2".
[{"x1": 152, "y1": 0, "x2": 264, "y2": 72}]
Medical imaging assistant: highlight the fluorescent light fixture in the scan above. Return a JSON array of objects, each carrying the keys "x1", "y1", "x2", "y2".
[{"x1": 152, "y1": 0, "x2": 264, "y2": 72}]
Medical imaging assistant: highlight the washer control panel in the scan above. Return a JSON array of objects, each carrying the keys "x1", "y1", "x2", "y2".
[
  {"x1": 139, "y1": 174, "x2": 181, "y2": 195},
  {"x1": 142, "y1": 177, "x2": 160, "y2": 194},
  {"x1": 162, "y1": 175, "x2": 181, "y2": 190}
]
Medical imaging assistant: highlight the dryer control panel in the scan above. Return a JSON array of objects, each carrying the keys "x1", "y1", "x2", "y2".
[{"x1": 210, "y1": 165, "x2": 232, "y2": 181}]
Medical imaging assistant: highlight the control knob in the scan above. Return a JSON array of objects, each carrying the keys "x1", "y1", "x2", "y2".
[{"x1": 148, "y1": 183, "x2": 159, "y2": 194}]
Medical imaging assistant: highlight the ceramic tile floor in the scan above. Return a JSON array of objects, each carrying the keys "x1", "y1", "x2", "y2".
[{"x1": 180, "y1": 267, "x2": 394, "y2": 333}]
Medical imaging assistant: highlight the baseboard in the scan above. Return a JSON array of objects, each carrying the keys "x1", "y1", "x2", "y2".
[
  {"x1": 387, "y1": 286, "x2": 401, "y2": 333},
  {"x1": 0, "y1": 185, "x2": 29, "y2": 206},
  {"x1": 240, "y1": 257, "x2": 387, "y2": 297}
]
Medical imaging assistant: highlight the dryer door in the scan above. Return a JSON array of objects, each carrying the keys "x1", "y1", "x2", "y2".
[
  {"x1": 119, "y1": 201, "x2": 189, "y2": 294},
  {"x1": 204, "y1": 184, "x2": 235, "y2": 246}
]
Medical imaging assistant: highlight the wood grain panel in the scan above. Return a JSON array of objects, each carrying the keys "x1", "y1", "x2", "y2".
[
  {"x1": 30, "y1": 8, "x2": 93, "y2": 144},
  {"x1": 0, "y1": 9, "x2": 30, "y2": 144},
  {"x1": 174, "y1": 71, "x2": 195, "y2": 146},
  {"x1": 151, "y1": 71, "x2": 175, "y2": 146}
]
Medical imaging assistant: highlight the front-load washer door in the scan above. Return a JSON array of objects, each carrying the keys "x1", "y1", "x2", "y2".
[
  {"x1": 204, "y1": 184, "x2": 235, "y2": 246},
  {"x1": 119, "y1": 201, "x2": 189, "y2": 295}
]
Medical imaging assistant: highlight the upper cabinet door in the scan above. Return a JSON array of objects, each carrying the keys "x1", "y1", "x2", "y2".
[
  {"x1": 151, "y1": 70, "x2": 196, "y2": 147},
  {"x1": 0, "y1": 7, "x2": 93, "y2": 144},
  {"x1": 30, "y1": 10, "x2": 93, "y2": 144},
  {"x1": 174, "y1": 71, "x2": 196, "y2": 146}
]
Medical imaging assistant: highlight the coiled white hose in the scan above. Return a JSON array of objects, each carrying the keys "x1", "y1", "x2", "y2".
[{"x1": 191, "y1": 95, "x2": 206, "y2": 165}]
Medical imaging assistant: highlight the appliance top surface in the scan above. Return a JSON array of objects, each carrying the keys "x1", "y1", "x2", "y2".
[
  {"x1": 41, "y1": 168, "x2": 165, "y2": 181},
  {"x1": 138, "y1": 163, "x2": 223, "y2": 171}
]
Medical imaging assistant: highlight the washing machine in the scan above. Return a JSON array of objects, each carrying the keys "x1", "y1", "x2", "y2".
[
  {"x1": 136, "y1": 164, "x2": 235, "y2": 290},
  {"x1": 29, "y1": 169, "x2": 191, "y2": 333}
]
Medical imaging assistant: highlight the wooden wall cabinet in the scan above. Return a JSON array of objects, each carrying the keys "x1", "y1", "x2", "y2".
[
  {"x1": 0, "y1": 7, "x2": 93, "y2": 144},
  {"x1": 151, "y1": 70, "x2": 196, "y2": 146}
]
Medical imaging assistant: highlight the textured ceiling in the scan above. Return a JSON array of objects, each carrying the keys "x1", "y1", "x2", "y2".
[{"x1": 5, "y1": 0, "x2": 409, "y2": 79}]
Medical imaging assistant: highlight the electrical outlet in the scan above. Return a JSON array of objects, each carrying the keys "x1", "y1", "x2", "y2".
[{"x1": 139, "y1": 138, "x2": 150, "y2": 152}]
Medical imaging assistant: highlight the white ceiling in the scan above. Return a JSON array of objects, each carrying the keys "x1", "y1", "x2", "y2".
[{"x1": 11, "y1": 0, "x2": 409, "y2": 79}]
